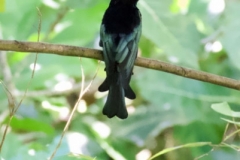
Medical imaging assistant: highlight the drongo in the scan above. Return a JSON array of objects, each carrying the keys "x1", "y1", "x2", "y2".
[{"x1": 99, "y1": 0, "x2": 141, "y2": 119}]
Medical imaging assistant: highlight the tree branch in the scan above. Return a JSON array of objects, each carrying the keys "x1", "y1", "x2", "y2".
[{"x1": 0, "y1": 40, "x2": 240, "y2": 91}]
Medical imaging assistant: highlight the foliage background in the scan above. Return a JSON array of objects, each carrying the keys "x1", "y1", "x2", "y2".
[{"x1": 1, "y1": 0, "x2": 240, "y2": 159}]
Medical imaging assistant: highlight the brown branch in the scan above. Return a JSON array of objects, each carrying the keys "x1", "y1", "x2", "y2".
[{"x1": 0, "y1": 40, "x2": 240, "y2": 91}]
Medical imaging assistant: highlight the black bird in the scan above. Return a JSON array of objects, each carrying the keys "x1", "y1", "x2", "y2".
[{"x1": 98, "y1": 0, "x2": 141, "y2": 119}]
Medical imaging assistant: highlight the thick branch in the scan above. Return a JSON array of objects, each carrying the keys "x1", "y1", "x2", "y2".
[{"x1": 0, "y1": 40, "x2": 240, "y2": 91}]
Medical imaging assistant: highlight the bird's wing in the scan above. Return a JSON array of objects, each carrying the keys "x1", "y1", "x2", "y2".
[
  {"x1": 115, "y1": 24, "x2": 141, "y2": 71},
  {"x1": 98, "y1": 25, "x2": 115, "y2": 92},
  {"x1": 100, "y1": 24, "x2": 117, "y2": 69},
  {"x1": 100, "y1": 24, "x2": 141, "y2": 69}
]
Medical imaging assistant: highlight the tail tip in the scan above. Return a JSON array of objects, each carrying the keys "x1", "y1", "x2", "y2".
[{"x1": 102, "y1": 108, "x2": 128, "y2": 119}]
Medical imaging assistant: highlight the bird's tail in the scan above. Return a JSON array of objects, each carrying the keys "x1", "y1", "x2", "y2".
[
  {"x1": 98, "y1": 76, "x2": 136, "y2": 99},
  {"x1": 100, "y1": 72, "x2": 129, "y2": 119},
  {"x1": 102, "y1": 81, "x2": 128, "y2": 119}
]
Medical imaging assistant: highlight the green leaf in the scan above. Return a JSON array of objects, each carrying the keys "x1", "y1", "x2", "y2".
[
  {"x1": 220, "y1": 1, "x2": 240, "y2": 69},
  {"x1": 9, "y1": 116, "x2": 55, "y2": 134},
  {"x1": 139, "y1": 0, "x2": 202, "y2": 68},
  {"x1": 51, "y1": 3, "x2": 106, "y2": 46},
  {"x1": 211, "y1": 102, "x2": 240, "y2": 118},
  {"x1": 173, "y1": 121, "x2": 225, "y2": 158},
  {"x1": 0, "y1": 0, "x2": 41, "y2": 39}
]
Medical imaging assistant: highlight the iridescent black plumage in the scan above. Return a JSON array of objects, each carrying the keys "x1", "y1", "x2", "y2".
[{"x1": 99, "y1": 0, "x2": 141, "y2": 119}]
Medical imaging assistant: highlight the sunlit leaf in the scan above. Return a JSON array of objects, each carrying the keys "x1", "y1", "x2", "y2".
[
  {"x1": 211, "y1": 102, "x2": 240, "y2": 118},
  {"x1": 9, "y1": 116, "x2": 55, "y2": 134}
]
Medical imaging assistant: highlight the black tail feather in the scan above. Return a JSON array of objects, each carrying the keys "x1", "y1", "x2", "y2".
[
  {"x1": 98, "y1": 78, "x2": 109, "y2": 92},
  {"x1": 124, "y1": 85, "x2": 136, "y2": 99},
  {"x1": 102, "y1": 83, "x2": 128, "y2": 119}
]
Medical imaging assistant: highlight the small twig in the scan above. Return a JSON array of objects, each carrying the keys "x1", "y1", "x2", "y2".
[
  {"x1": 0, "y1": 8, "x2": 42, "y2": 152},
  {"x1": 0, "y1": 52, "x2": 17, "y2": 112},
  {"x1": 0, "y1": 28, "x2": 17, "y2": 111},
  {"x1": 223, "y1": 129, "x2": 240, "y2": 142},
  {"x1": 15, "y1": 81, "x2": 96, "y2": 97},
  {"x1": 222, "y1": 123, "x2": 230, "y2": 141},
  {"x1": 0, "y1": 80, "x2": 16, "y2": 152},
  {"x1": 232, "y1": 118, "x2": 240, "y2": 137},
  {"x1": 0, "y1": 52, "x2": 16, "y2": 94},
  {"x1": 195, "y1": 126, "x2": 240, "y2": 159},
  {"x1": 13, "y1": 8, "x2": 41, "y2": 113},
  {"x1": 49, "y1": 59, "x2": 99, "y2": 160},
  {"x1": 0, "y1": 80, "x2": 16, "y2": 113},
  {"x1": 0, "y1": 40, "x2": 240, "y2": 91},
  {"x1": 0, "y1": 30, "x2": 17, "y2": 152},
  {"x1": 194, "y1": 148, "x2": 215, "y2": 160}
]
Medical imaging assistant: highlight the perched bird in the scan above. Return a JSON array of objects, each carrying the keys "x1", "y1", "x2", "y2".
[{"x1": 98, "y1": 0, "x2": 141, "y2": 119}]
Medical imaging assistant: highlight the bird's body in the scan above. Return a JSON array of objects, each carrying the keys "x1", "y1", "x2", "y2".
[{"x1": 99, "y1": 0, "x2": 141, "y2": 119}]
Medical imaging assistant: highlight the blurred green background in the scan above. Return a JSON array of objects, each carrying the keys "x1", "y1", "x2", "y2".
[{"x1": 1, "y1": 0, "x2": 240, "y2": 159}]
